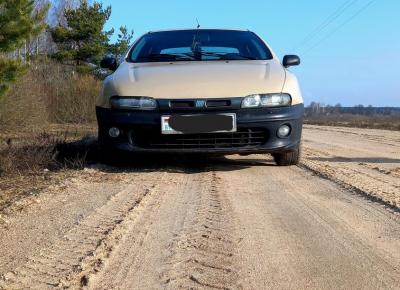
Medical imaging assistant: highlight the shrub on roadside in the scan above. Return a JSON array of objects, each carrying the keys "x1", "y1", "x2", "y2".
[
  {"x1": 0, "y1": 59, "x2": 101, "y2": 132},
  {"x1": 0, "y1": 63, "x2": 49, "y2": 131},
  {"x1": 47, "y1": 72, "x2": 100, "y2": 123},
  {"x1": 0, "y1": 59, "x2": 101, "y2": 176}
]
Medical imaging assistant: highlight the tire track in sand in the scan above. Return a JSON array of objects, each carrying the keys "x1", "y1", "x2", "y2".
[
  {"x1": 0, "y1": 171, "x2": 167, "y2": 289},
  {"x1": 301, "y1": 146, "x2": 400, "y2": 210},
  {"x1": 161, "y1": 169, "x2": 240, "y2": 290}
]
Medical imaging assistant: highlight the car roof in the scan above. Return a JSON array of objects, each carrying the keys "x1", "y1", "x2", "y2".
[{"x1": 147, "y1": 28, "x2": 250, "y2": 34}]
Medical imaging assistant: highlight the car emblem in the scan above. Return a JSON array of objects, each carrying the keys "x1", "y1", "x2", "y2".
[{"x1": 195, "y1": 100, "x2": 206, "y2": 108}]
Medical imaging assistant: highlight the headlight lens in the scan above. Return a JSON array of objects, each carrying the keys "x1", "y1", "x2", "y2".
[
  {"x1": 110, "y1": 97, "x2": 157, "y2": 110},
  {"x1": 241, "y1": 94, "x2": 261, "y2": 108},
  {"x1": 241, "y1": 94, "x2": 292, "y2": 108}
]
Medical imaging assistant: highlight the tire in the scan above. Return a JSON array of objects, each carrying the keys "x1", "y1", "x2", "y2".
[
  {"x1": 98, "y1": 144, "x2": 120, "y2": 165},
  {"x1": 98, "y1": 130, "x2": 122, "y2": 165},
  {"x1": 273, "y1": 144, "x2": 301, "y2": 166}
]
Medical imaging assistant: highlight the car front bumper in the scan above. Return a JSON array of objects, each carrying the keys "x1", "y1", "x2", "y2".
[{"x1": 96, "y1": 104, "x2": 304, "y2": 154}]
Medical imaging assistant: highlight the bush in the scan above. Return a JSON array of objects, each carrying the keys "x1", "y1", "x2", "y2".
[
  {"x1": 47, "y1": 71, "x2": 100, "y2": 123},
  {"x1": 0, "y1": 59, "x2": 101, "y2": 131},
  {"x1": 0, "y1": 63, "x2": 48, "y2": 131}
]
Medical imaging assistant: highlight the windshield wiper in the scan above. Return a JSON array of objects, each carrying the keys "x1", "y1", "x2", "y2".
[
  {"x1": 138, "y1": 53, "x2": 196, "y2": 61},
  {"x1": 188, "y1": 51, "x2": 257, "y2": 60},
  {"x1": 138, "y1": 52, "x2": 257, "y2": 62}
]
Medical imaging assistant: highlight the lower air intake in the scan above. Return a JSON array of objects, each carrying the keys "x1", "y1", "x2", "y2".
[{"x1": 131, "y1": 128, "x2": 268, "y2": 149}]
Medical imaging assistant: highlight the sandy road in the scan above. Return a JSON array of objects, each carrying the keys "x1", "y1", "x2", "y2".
[
  {"x1": 0, "y1": 126, "x2": 399, "y2": 289},
  {"x1": 302, "y1": 125, "x2": 400, "y2": 207}
]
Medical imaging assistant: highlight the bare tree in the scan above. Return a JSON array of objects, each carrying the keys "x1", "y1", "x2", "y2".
[
  {"x1": 22, "y1": 0, "x2": 82, "y2": 58},
  {"x1": 50, "y1": 0, "x2": 80, "y2": 27},
  {"x1": 309, "y1": 101, "x2": 322, "y2": 115},
  {"x1": 25, "y1": 0, "x2": 51, "y2": 58}
]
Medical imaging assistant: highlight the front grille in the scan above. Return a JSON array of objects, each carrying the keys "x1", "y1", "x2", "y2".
[
  {"x1": 169, "y1": 99, "x2": 232, "y2": 110},
  {"x1": 131, "y1": 128, "x2": 268, "y2": 149},
  {"x1": 170, "y1": 100, "x2": 195, "y2": 109},
  {"x1": 206, "y1": 100, "x2": 231, "y2": 107}
]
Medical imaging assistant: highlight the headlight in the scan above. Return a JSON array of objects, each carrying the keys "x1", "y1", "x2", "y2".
[
  {"x1": 241, "y1": 94, "x2": 261, "y2": 108},
  {"x1": 110, "y1": 97, "x2": 157, "y2": 110},
  {"x1": 241, "y1": 94, "x2": 292, "y2": 108}
]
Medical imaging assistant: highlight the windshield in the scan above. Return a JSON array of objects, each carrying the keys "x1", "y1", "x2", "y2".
[{"x1": 128, "y1": 29, "x2": 273, "y2": 62}]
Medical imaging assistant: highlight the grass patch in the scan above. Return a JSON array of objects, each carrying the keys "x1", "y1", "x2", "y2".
[
  {"x1": 0, "y1": 127, "x2": 98, "y2": 176},
  {"x1": 0, "y1": 59, "x2": 101, "y2": 212},
  {"x1": 0, "y1": 59, "x2": 101, "y2": 131}
]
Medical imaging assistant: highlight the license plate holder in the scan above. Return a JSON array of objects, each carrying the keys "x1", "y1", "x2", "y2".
[{"x1": 161, "y1": 113, "x2": 237, "y2": 134}]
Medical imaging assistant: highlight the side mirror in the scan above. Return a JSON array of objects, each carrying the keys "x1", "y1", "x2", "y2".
[
  {"x1": 283, "y1": 55, "x2": 300, "y2": 68},
  {"x1": 100, "y1": 56, "x2": 118, "y2": 71}
]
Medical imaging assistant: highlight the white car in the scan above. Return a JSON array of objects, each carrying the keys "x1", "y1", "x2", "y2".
[{"x1": 98, "y1": 28, "x2": 303, "y2": 165}]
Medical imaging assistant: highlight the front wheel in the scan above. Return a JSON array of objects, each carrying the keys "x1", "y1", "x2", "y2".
[
  {"x1": 273, "y1": 145, "x2": 301, "y2": 166},
  {"x1": 98, "y1": 130, "x2": 123, "y2": 165}
]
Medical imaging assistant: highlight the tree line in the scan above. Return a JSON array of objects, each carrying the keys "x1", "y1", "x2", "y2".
[
  {"x1": 0, "y1": 0, "x2": 133, "y2": 98},
  {"x1": 306, "y1": 102, "x2": 400, "y2": 116}
]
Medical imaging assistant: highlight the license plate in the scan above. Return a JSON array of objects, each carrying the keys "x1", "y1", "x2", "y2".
[{"x1": 161, "y1": 113, "x2": 237, "y2": 134}]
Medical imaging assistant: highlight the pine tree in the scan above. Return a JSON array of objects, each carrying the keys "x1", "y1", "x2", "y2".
[
  {"x1": 108, "y1": 26, "x2": 134, "y2": 57},
  {"x1": 50, "y1": 0, "x2": 114, "y2": 65},
  {"x1": 0, "y1": 0, "x2": 48, "y2": 97}
]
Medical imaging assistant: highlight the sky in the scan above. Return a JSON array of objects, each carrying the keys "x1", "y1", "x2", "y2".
[{"x1": 100, "y1": 0, "x2": 399, "y2": 107}]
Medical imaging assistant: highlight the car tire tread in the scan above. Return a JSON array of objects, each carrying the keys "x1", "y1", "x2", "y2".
[{"x1": 273, "y1": 144, "x2": 301, "y2": 166}]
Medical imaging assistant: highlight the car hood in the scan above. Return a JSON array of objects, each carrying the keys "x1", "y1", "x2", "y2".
[{"x1": 107, "y1": 60, "x2": 286, "y2": 99}]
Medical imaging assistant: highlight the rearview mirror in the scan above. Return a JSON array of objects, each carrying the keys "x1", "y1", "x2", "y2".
[
  {"x1": 100, "y1": 56, "x2": 118, "y2": 71},
  {"x1": 283, "y1": 55, "x2": 300, "y2": 68}
]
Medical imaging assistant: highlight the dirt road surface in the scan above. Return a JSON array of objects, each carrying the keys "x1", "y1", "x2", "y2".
[
  {"x1": 0, "y1": 125, "x2": 399, "y2": 289},
  {"x1": 302, "y1": 125, "x2": 400, "y2": 208}
]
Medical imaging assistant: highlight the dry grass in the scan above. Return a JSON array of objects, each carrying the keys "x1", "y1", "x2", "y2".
[
  {"x1": 0, "y1": 70, "x2": 48, "y2": 131},
  {"x1": 0, "y1": 60, "x2": 101, "y2": 212},
  {"x1": 0, "y1": 125, "x2": 98, "y2": 212},
  {"x1": 0, "y1": 59, "x2": 100, "y2": 131},
  {"x1": 305, "y1": 114, "x2": 400, "y2": 131},
  {"x1": 46, "y1": 70, "x2": 100, "y2": 123},
  {"x1": 0, "y1": 126, "x2": 97, "y2": 175},
  {"x1": 0, "y1": 133, "x2": 61, "y2": 174},
  {"x1": 0, "y1": 59, "x2": 100, "y2": 213}
]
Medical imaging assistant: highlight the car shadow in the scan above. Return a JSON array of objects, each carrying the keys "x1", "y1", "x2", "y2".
[
  {"x1": 92, "y1": 153, "x2": 276, "y2": 174},
  {"x1": 55, "y1": 137, "x2": 276, "y2": 174}
]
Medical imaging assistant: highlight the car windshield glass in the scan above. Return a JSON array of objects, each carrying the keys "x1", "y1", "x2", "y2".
[{"x1": 129, "y1": 30, "x2": 273, "y2": 62}]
